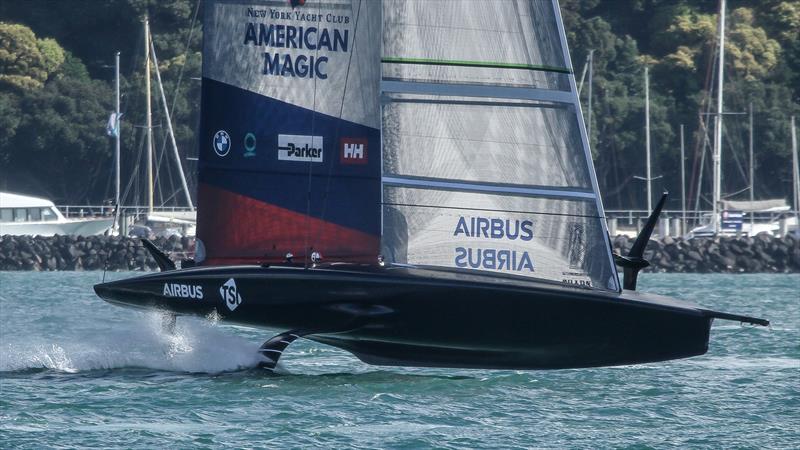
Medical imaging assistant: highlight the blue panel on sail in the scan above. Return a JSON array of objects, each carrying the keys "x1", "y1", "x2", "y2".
[{"x1": 198, "y1": 78, "x2": 380, "y2": 236}]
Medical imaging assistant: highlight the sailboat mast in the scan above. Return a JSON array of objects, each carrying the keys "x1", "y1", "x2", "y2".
[
  {"x1": 645, "y1": 65, "x2": 652, "y2": 212},
  {"x1": 680, "y1": 124, "x2": 686, "y2": 234},
  {"x1": 144, "y1": 16, "x2": 154, "y2": 215},
  {"x1": 792, "y1": 115, "x2": 799, "y2": 214},
  {"x1": 114, "y1": 51, "x2": 121, "y2": 232},
  {"x1": 149, "y1": 36, "x2": 195, "y2": 211},
  {"x1": 749, "y1": 102, "x2": 754, "y2": 230},
  {"x1": 712, "y1": 0, "x2": 726, "y2": 234}
]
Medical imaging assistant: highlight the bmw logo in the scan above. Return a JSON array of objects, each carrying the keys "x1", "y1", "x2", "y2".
[{"x1": 213, "y1": 130, "x2": 231, "y2": 157}]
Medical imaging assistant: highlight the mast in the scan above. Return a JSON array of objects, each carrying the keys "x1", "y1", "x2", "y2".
[
  {"x1": 712, "y1": 0, "x2": 726, "y2": 234},
  {"x1": 144, "y1": 16, "x2": 154, "y2": 215},
  {"x1": 694, "y1": 121, "x2": 708, "y2": 215},
  {"x1": 680, "y1": 123, "x2": 686, "y2": 234},
  {"x1": 149, "y1": 34, "x2": 195, "y2": 211},
  {"x1": 114, "y1": 51, "x2": 121, "y2": 232},
  {"x1": 792, "y1": 116, "x2": 799, "y2": 215},
  {"x1": 645, "y1": 65, "x2": 652, "y2": 212},
  {"x1": 587, "y1": 49, "x2": 594, "y2": 145},
  {"x1": 634, "y1": 65, "x2": 660, "y2": 214},
  {"x1": 749, "y1": 102, "x2": 754, "y2": 231}
]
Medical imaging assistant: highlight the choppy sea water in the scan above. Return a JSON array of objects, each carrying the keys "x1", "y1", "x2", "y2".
[{"x1": 0, "y1": 272, "x2": 798, "y2": 449}]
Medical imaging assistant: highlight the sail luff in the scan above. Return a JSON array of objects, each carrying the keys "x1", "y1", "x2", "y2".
[{"x1": 550, "y1": 0, "x2": 620, "y2": 291}]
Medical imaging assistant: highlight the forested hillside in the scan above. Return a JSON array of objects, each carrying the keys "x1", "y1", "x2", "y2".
[
  {"x1": 1, "y1": 0, "x2": 798, "y2": 210},
  {"x1": 561, "y1": 0, "x2": 800, "y2": 210}
]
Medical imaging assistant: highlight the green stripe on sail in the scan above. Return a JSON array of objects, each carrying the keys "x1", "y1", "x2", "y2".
[{"x1": 381, "y1": 57, "x2": 572, "y2": 74}]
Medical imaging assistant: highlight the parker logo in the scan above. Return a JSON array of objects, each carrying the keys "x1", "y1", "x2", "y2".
[
  {"x1": 340, "y1": 138, "x2": 367, "y2": 164},
  {"x1": 278, "y1": 134, "x2": 323, "y2": 162},
  {"x1": 163, "y1": 283, "x2": 203, "y2": 299},
  {"x1": 220, "y1": 278, "x2": 242, "y2": 311}
]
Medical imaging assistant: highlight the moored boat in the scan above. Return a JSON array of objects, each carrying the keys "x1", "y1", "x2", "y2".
[{"x1": 0, "y1": 192, "x2": 114, "y2": 237}]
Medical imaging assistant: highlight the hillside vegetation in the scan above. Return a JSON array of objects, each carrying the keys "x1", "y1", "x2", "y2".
[{"x1": 1, "y1": 0, "x2": 798, "y2": 210}]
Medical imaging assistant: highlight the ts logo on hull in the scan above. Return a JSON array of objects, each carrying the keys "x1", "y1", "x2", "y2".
[
  {"x1": 220, "y1": 278, "x2": 242, "y2": 311},
  {"x1": 340, "y1": 138, "x2": 367, "y2": 164}
]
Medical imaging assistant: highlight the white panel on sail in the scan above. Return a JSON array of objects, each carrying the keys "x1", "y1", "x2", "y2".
[
  {"x1": 382, "y1": 187, "x2": 616, "y2": 290},
  {"x1": 382, "y1": 0, "x2": 569, "y2": 90},
  {"x1": 383, "y1": 93, "x2": 591, "y2": 188},
  {"x1": 204, "y1": 0, "x2": 381, "y2": 127}
]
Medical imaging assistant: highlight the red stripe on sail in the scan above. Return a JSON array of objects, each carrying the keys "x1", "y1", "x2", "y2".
[{"x1": 197, "y1": 183, "x2": 379, "y2": 265}]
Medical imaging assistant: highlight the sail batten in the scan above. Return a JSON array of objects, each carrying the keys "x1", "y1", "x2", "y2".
[
  {"x1": 381, "y1": 80, "x2": 574, "y2": 103},
  {"x1": 383, "y1": 176, "x2": 596, "y2": 201},
  {"x1": 381, "y1": 57, "x2": 571, "y2": 74}
]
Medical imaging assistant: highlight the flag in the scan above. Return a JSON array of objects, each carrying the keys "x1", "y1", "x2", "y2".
[{"x1": 106, "y1": 112, "x2": 120, "y2": 137}]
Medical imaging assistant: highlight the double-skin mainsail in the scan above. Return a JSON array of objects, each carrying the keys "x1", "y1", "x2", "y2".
[{"x1": 197, "y1": 0, "x2": 618, "y2": 292}]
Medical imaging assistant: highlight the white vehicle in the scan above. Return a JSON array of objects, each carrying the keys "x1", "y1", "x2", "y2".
[{"x1": 0, "y1": 192, "x2": 114, "y2": 236}]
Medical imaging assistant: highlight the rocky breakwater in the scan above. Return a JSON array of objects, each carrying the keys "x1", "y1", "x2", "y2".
[
  {"x1": 1, "y1": 234, "x2": 798, "y2": 273},
  {"x1": 0, "y1": 235, "x2": 193, "y2": 271},
  {"x1": 613, "y1": 234, "x2": 800, "y2": 273}
]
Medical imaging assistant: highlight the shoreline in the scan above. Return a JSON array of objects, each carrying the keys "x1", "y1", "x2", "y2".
[{"x1": 1, "y1": 234, "x2": 798, "y2": 273}]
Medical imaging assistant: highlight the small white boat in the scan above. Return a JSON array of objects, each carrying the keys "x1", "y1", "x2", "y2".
[
  {"x1": 0, "y1": 192, "x2": 114, "y2": 236},
  {"x1": 688, "y1": 199, "x2": 795, "y2": 238}
]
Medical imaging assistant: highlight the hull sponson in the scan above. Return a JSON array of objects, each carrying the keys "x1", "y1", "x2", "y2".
[
  {"x1": 94, "y1": 265, "x2": 713, "y2": 370},
  {"x1": 198, "y1": 184, "x2": 380, "y2": 264}
]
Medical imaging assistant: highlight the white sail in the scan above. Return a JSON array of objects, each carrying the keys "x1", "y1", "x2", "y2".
[{"x1": 380, "y1": 0, "x2": 619, "y2": 291}]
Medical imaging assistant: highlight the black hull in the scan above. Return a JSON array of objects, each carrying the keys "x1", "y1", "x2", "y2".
[{"x1": 93, "y1": 264, "x2": 759, "y2": 370}]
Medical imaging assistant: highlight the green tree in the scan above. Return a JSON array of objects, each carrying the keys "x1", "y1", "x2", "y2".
[
  {"x1": 6, "y1": 76, "x2": 113, "y2": 202},
  {"x1": 0, "y1": 22, "x2": 65, "y2": 90},
  {"x1": 0, "y1": 91, "x2": 21, "y2": 160},
  {"x1": 0, "y1": 1, "x2": 203, "y2": 204},
  {"x1": 0, "y1": 23, "x2": 112, "y2": 202}
]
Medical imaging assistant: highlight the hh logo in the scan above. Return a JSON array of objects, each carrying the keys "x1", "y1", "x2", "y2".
[
  {"x1": 340, "y1": 138, "x2": 368, "y2": 164},
  {"x1": 220, "y1": 278, "x2": 242, "y2": 311}
]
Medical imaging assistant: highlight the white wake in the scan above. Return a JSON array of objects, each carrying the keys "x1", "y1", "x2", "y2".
[{"x1": 0, "y1": 312, "x2": 265, "y2": 374}]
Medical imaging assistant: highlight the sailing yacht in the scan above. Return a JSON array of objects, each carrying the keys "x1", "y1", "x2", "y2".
[{"x1": 95, "y1": 0, "x2": 767, "y2": 371}]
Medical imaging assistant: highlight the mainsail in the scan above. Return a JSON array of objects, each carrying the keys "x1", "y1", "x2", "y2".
[
  {"x1": 197, "y1": 0, "x2": 618, "y2": 291},
  {"x1": 380, "y1": 0, "x2": 619, "y2": 290},
  {"x1": 198, "y1": 0, "x2": 382, "y2": 264}
]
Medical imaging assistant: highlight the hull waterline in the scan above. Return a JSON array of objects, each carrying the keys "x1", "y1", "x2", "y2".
[{"x1": 92, "y1": 264, "x2": 762, "y2": 370}]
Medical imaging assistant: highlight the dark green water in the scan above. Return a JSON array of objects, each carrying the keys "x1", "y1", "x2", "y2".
[{"x1": 1, "y1": 272, "x2": 798, "y2": 448}]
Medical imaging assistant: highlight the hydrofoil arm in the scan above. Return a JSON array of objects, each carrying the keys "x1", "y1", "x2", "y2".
[{"x1": 705, "y1": 310, "x2": 769, "y2": 327}]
